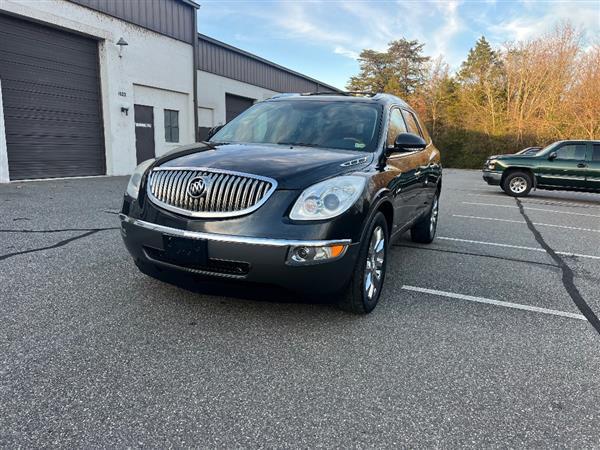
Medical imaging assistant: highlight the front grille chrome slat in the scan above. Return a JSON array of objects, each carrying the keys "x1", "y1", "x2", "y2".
[{"x1": 147, "y1": 167, "x2": 277, "y2": 218}]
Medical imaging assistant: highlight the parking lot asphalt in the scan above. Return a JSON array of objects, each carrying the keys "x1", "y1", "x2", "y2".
[{"x1": 1, "y1": 169, "x2": 599, "y2": 447}]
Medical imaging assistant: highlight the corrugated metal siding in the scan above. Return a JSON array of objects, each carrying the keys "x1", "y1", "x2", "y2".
[
  {"x1": 68, "y1": 0, "x2": 195, "y2": 43},
  {"x1": 197, "y1": 35, "x2": 340, "y2": 93},
  {"x1": 0, "y1": 13, "x2": 105, "y2": 180}
]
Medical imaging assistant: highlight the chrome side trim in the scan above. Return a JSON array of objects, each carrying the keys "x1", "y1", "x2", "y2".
[
  {"x1": 539, "y1": 175, "x2": 586, "y2": 181},
  {"x1": 120, "y1": 214, "x2": 352, "y2": 247},
  {"x1": 146, "y1": 167, "x2": 278, "y2": 219}
]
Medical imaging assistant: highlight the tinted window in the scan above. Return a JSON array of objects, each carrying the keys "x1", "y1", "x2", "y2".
[
  {"x1": 593, "y1": 144, "x2": 600, "y2": 162},
  {"x1": 386, "y1": 108, "x2": 407, "y2": 147},
  {"x1": 401, "y1": 110, "x2": 422, "y2": 137},
  {"x1": 164, "y1": 109, "x2": 179, "y2": 143},
  {"x1": 211, "y1": 100, "x2": 382, "y2": 152},
  {"x1": 556, "y1": 144, "x2": 586, "y2": 160}
]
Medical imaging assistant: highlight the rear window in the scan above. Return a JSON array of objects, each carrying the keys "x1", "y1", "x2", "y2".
[{"x1": 593, "y1": 144, "x2": 600, "y2": 162}]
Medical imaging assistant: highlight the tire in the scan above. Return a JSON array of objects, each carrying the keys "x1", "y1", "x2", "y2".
[
  {"x1": 502, "y1": 171, "x2": 532, "y2": 197},
  {"x1": 410, "y1": 192, "x2": 439, "y2": 244},
  {"x1": 337, "y1": 212, "x2": 389, "y2": 314},
  {"x1": 134, "y1": 258, "x2": 163, "y2": 280}
]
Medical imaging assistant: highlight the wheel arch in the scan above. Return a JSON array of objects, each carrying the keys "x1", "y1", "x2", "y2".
[
  {"x1": 501, "y1": 166, "x2": 536, "y2": 187},
  {"x1": 359, "y1": 188, "x2": 394, "y2": 244}
]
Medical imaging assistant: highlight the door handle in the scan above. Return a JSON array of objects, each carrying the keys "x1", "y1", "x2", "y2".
[{"x1": 577, "y1": 163, "x2": 587, "y2": 168}]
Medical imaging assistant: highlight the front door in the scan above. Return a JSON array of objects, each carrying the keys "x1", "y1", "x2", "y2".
[
  {"x1": 384, "y1": 108, "x2": 423, "y2": 232},
  {"x1": 585, "y1": 143, "x2": 600, "y2": 190},
  {"x1": 536, "y1": 142, "x2": 588, "y2": 188},
  {"x1": 134, "y1": 105, "x2": 155, "y2": 164}
]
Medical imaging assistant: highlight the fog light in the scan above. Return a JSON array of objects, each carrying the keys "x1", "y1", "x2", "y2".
[
  {"x1": 287, "y1": 244, "x2": 348, "y2": 265},
  {"x1": 291, "y1": 246, "x2": 313, "y2": 262}
]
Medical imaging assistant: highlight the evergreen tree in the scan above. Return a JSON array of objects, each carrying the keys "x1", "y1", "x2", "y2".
[
  {"x1": 457, "y1": 36, "x2": 505, "y2": 135},
  {"x1": 347, "y1": 38, "x2": 430, "y2": 97}
]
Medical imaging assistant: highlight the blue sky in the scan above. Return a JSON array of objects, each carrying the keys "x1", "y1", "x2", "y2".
[{"x1": 198, "y1": 1, "x2": 600, "y2": 90}]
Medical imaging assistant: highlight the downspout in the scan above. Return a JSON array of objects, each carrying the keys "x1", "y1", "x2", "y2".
[
  {"x1": 0, "y1": 80, "x2": 10, "y2": 183},
  {"x1": 192, "y1": 5, "x2": 200, "y2": 142}
]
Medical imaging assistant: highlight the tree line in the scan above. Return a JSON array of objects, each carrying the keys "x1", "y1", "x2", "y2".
[{"x1": 347, "y1": 24, "x2": 599, "y2": 168}]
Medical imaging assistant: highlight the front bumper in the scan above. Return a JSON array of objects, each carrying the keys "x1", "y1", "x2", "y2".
[
  {"x1": 482, "y1": 170, "x2": 502, "y2": 185},
  {"x1": 120, "y1": 214, "x2": 360, "y2": 293}
]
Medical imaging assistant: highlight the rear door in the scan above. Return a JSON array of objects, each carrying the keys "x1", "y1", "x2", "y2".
[
  {"x1": 401, "y1": 109, "x2": 431, "y2": 213},
  {"x1": 585, "y1": 143, "x2": 600, "y2": 190},
  {"x1": 536, "y1": 142, "x2": 588, "y2": 188}
]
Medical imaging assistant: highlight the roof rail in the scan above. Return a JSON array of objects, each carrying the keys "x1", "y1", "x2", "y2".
[
  {"x1": 269, "y1": 93, "x2": 301, "y2": 99},
  {"x1": 299, "y1": 91, "x2": 378, "y2": 97}
]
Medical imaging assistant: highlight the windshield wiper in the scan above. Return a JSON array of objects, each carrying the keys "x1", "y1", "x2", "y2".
[{"x1": 277, "y1": 141, "x2": 321, "y2": 148}]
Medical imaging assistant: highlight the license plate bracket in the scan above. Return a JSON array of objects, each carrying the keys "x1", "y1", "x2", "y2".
[{"x1": 162, "y1": 235, "x2": 208, "y2": 265}]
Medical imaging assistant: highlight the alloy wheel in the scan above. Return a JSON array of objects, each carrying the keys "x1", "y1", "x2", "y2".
[
  {"x1": 364, "y1": 225, "x2": 385, "y2": 301},
  {"x1": 509, "y1": 176, "x2": 528, "y2": 194},
  {"x1": 430, "y1": 195, "x2": 439, "y2": 236}
]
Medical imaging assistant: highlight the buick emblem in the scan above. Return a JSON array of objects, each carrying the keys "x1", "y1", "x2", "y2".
[{"x1": 187, "y1": 177, "x2": 207, "y2": 198}]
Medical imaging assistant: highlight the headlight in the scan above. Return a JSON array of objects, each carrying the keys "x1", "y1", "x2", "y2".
[
  {"x1": 290, "y1": 175, "x2": 366, "y2": 220},
  {"x1": 487, "y1": 160, "x2": 497, "y2": 170},
  {"x1": 126, "y1": 159, "x2": 154, "y2": 199}
]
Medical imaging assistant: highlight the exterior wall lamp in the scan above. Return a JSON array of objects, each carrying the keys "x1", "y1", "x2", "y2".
[{"x1": 116, "y1": 37, "x2": 128, "y2": 58}]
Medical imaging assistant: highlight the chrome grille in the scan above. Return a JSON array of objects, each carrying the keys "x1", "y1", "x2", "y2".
[{"x1": 146, "y1": 167, "x2": 277, "y2": 218}]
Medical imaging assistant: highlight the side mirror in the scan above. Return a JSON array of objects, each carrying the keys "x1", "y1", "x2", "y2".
[
  {"x1": 206, "y1": 125, "x2": 224, "y2": 140},
  {"x1": 548, "y1": 152, "x2": 557, "y2": 161},
  {"x1": 387, "y1": 133, "x2": 427, "y2": 155}
]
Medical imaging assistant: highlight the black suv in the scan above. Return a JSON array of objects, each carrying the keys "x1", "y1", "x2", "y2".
[{"x1": 120, "y1": 93, "x2": 442, "y2": 313}]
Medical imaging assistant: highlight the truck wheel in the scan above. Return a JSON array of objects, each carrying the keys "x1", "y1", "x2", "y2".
[
  {"x1": 410, "y1": 193, "x2": 439, "y2": 244},
  {"x1": 338, "y1": 212, "x2": 388, "y2": 314},
  {"x1": 502, "y1": 171, "x2": 532, "y2": 197}
]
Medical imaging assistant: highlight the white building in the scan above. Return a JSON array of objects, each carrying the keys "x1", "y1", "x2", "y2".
[{"x1": 0, "y1": 0, "x2": 338, "y2": 182}]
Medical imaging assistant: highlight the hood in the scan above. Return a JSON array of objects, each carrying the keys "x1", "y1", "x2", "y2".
[
  {"x1": 489, "y1": 153, "x2": 537, "y2": 161},
  {"x1": 156, "y1": 143, "x2": 373, "y2": 189}
]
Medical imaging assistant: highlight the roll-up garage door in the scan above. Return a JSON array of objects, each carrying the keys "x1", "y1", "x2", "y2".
[
  {"x1": 0, "y1": 13, "x2": 105, "y2": 180},
  {"x1": 225, "y1": 93, "x2": 254, "y2": 123}
]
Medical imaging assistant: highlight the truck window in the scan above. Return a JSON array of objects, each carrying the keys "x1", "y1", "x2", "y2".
[{"x1": 556, "y1": 144, "x2": 586, "y2": 160}]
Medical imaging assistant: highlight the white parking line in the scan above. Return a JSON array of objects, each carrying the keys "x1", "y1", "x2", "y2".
[
  {"x1": 462, "y1": 201, "x2": 600, "y2": 218},
  {"x1": 453, "y1": 214, "x2": 600, "y2": 233},
  {"x1": 402, "y1": 285, "x2": 587, "y2": 321},
  {"x1": 436, "y1": 236, "x2": 600, "y2": 260},
  {"x1": 466, "y1": 193, "x2": 600, "y2": 209}
]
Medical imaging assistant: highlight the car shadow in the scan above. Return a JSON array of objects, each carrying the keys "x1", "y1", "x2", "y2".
[
  {"x1": 474, "y1": 187, "x2": 600, "y2": 206},
  {"x1": 151, "y1": 267, "x2": 334, "y2": 307}
]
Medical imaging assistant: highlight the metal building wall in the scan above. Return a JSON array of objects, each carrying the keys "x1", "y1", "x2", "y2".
[
  {"x1": 69, "y1": 0, "x2": 196, "y2": 43},
  {"x1": 197, "y1": 34, "x2": 340, "y2": 94}
]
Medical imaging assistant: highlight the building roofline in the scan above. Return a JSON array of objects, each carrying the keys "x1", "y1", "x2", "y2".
[
  {"x1": 197, "y1": 33, "x2": 342, "y2": 93},
  {"x1": 179, "y1": 0, "x2": 200, "y2": 8}
]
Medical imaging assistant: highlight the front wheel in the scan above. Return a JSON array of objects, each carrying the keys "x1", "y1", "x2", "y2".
[
  {"x1": 502, "y1": 171, "x2": 532, "y2": 197},
  {"x1": 337, "y1": 212, "x2": 389, "y2": 314}
]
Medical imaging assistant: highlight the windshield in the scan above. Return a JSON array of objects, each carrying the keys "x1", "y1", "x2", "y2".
[
  {"x1": 516, "y1": 147, "x2": 541, "y2": 156},
  {"x1": 210, "y1": 100, "x2": 382, "y2": 152}
]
